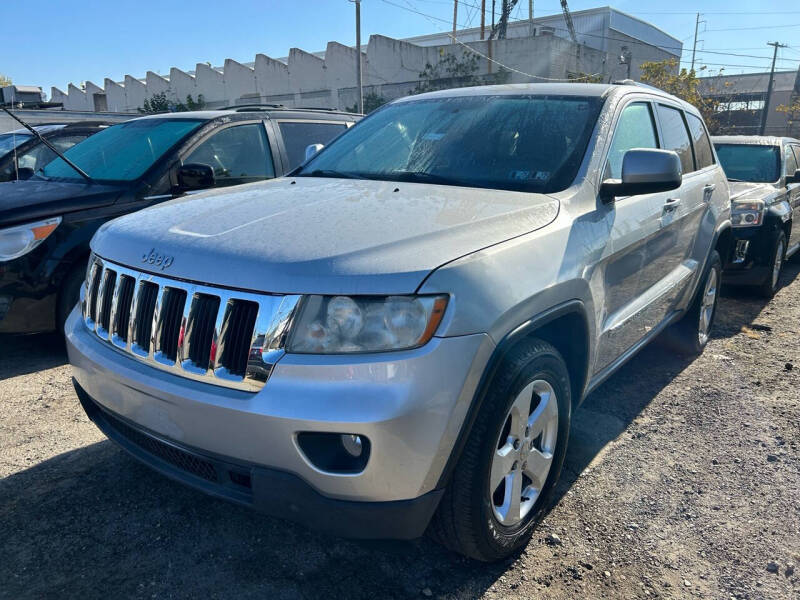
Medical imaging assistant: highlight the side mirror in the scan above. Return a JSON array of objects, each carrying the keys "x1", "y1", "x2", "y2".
[
  {"x1": 786, "y1": 169, "x2": 800, "y2": 185},
  {"x1": 600, "y1": 148, "x2": 682, "y2": 202},
  {"x1": 177, "y1": 163, "x2": 215, "y2": 191},
  {"x1": 16, "y1": 167, "x2": 35, "y2": 181},
  {"x1": 304, "y1": 143, "x2": 324, "y2": 161}
]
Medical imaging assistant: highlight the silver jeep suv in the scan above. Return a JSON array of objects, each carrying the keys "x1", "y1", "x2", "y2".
[{"x1": 66, "y1": 83, "x2": 731, "y2": 561}]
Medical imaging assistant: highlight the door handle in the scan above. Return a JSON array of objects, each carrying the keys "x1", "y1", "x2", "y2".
[
  {"x1": 704, "y1": 184, "x2": 716, "y2": 192},
  {"x1": 664, "y1": 197, "x2": 681, "y2": 211}
]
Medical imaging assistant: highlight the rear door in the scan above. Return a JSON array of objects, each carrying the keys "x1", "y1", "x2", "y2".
[
  {"x1": 274, "y1": 119, "x2": 351, "y2": 172},
  {"x1": 785, "y1": 144, "x2": 800, "y2": 250}
]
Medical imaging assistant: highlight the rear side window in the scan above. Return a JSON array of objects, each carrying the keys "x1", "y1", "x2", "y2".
[
  {"x1": 605, "y1": 102, "x2": 659, "y2": 179},
  {"x1": 656, "y1": 105, "x2": 694, "y2": 174},
  {"x1": 685, "y1": 113, "x2": 715, "y2": 169},
  {"x1": 278, "y1": 121, "x2": 348, "y2": 169}
]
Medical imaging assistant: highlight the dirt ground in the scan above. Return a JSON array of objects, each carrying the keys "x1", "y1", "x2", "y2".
[{"x1": 1, "y1": 263, "x2": 798, "y2": 600}]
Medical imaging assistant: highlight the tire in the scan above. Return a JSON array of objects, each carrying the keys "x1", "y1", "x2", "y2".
[
  {"x1": 56, "y1": 264, "x2": 86, "y2": 335},
  {"x1": 668, "y1": 249, "x2": 721, "y2": 355},
  {"x1": 428, "y1": 338, "x2": 571, "y2": 562},
  {"x1": 757, "y1": 231, "x2": 785, "y2": 298}
]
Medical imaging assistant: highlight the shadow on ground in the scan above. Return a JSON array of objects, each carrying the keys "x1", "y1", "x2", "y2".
[
  {"x1": 0, "y1": 333, "x2": 67, "y2": 379},
  {"x1": 0, "y1": 276, "x2": 781, "y2": 598}
]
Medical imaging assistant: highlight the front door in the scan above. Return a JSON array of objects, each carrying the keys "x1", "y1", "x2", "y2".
[
  {"x1": 594, "y1": 100, "x2": 682, "y2": 371},
  {"x1": 785, "y1": 144, "x2": 800, "y2": 251}
]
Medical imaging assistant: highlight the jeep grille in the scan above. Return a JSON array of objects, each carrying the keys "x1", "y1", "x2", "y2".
[{"x1": 82, "y1": 255, "x2": 300, "y2": 391}]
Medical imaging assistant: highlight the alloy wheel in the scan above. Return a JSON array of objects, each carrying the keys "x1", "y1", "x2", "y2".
[
  {"x1": 772, "y1": 240, "x2": 785, "y2": 290},
  {"x1": 698, "y1": 267, "x2": 718, "y2": 346},
  {"x1": 490, "y1": 379, "x2": 559, "y2": 527}
]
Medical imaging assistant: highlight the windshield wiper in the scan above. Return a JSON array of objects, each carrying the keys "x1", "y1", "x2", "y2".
[
  {"x1": 387, "y1": 170, "x2": 463, "y2": 186},
  {"x1": 0, "y1": 106, "x2": 94, "y2": 183},
  {"x1": 300, "y1": 169, "x2": 359, "y2": 179}
]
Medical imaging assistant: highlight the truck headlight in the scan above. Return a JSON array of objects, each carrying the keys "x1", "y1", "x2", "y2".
[
  {"x1": 731, "y1": 201, "x2": 764, "y2": 228},
  {"x1": 288, "y1": 295, "x2": 448, "y2": 354},
  {"x1": 0, "y1": 217, "x2": 61, "y2": 262}
]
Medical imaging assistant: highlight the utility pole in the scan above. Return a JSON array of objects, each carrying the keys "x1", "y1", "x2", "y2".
[
  {"x1": 480, "y1": 0, "x2": 486, "y2": 40},
  {"x1": 529, "y1": 0, "x2": 534, "y2": 36},
  {"x1": 690, "y1": 13, "x2": 703, "y2": 71},
  {"x1": 760, "y1": 42, "x2": 787, "y2": 135},
  {"x1": 353, "y1": 0, "x2": 363, "y2": 114},
  {"x1": 452, "y1": 0, "x2": 458, "y2": 39}
]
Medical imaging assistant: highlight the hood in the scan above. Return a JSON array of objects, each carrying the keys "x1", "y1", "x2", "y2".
[
  {"x1": 728, "y1": 181, "x2": 778, "y2": 203},
  {"x1": 92, "y1": 177, "x2": 560, "y2": 295},
  {"x1": 0, "y1": 178, "x2": 125, "y2": 227}
]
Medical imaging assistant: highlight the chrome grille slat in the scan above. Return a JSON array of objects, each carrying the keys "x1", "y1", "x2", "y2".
[{"x1": 82, "y1": 255, "x2": 300, "y2": 392}]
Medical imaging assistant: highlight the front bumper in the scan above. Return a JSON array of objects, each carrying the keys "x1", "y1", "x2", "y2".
[
  {"x1": 66, "y1": 307, "x2": 493, "y2": 535},
  {"x1": 722, "y1": 226, "x2": 774, "y2": 286}
]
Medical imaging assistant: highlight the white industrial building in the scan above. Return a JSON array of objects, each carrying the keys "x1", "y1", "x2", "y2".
[{"x1": 49, "y1": 6, "x2": 681, "y2": 114}]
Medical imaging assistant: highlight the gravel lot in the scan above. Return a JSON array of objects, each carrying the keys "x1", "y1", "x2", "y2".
[{"x1": 1, "y1": 262, "x2": 799, "y2": 600}]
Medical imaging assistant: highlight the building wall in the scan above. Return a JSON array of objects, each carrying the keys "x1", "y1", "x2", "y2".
[{"x1": 51, "y1": 29, "x2": 675, "y2": 114}]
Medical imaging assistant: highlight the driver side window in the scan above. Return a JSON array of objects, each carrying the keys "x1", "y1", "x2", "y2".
[
  {"x1": 606, "y1": 103, "x2": 659, "y2": 180},
  {"x1": 184, "y1": 123, "x2": 275, "y2": 186}
]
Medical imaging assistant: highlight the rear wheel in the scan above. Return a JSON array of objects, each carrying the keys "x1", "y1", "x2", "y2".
[
  {"x1": 757, "y1": 232, "x2": 785, "y2": 298},
  {"x1": 667, "y1": 250, "x2": 721, "y2": 355},
  {"x1": 428, "y1": 338, "x2": 571, "y2": 562}
]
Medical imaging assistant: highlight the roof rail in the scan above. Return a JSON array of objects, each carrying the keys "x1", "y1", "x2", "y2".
[
  {"x1": 611, "y1": 79, "x2": 663, "y2": 93},
  {"x1": 218, "y1": 103, "x2": 285, "y2": 112}
]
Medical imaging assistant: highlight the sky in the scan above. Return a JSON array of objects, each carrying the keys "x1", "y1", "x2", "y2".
[{"x1": 2, "y1": 0, "x2": 800, "y2": 94}]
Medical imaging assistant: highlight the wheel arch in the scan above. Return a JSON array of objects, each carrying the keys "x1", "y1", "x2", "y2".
[{"x1": 435, "y1": 299, "x2": 591, "y2": 490}]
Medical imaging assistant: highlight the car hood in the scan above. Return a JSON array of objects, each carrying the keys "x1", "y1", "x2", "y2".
[
  {"x1": 0, "y1": 178, "x2": 125, "y2": 227},
  {"x1": 92, "y1": 177, "x2": 560, "y2": 295},
  {"x1": 728, "y1": 181, "x2": 779, "y2": 203}
]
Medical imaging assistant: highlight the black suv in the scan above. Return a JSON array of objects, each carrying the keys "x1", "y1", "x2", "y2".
[
  {"x1": 0, "y1": 122, "x2": 111, "y2": 182},
  {"x1": 0, "y1": 107, "x2": 359, "y2": 333}
]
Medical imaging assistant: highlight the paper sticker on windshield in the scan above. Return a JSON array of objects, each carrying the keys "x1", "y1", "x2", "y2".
[{"x1": 422, "y1": 133, "x2": 445, "y2": 141}]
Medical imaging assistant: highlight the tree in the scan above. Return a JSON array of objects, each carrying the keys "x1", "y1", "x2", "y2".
[
  {"x1": 0, "y1": 74, "x2": 12, "y2": 87},
  {"x1": 347, "y1": 91, "x2": 387, "y2": 114},
  {"x1": 413, "y1": 52, "x2": 481, "y2": 94},
  {"x1": 777, "y1": 98, "x2": 800, "y2": 137},
  {"x1": 139, "y1": 92, "x2": 170, "y2": 114},
  {"x1": 639, "y1": 58, "x2": 719, "y2": 128},
  {"x1": 139, "y1": 92, "x2": 205, "y2": 114}
]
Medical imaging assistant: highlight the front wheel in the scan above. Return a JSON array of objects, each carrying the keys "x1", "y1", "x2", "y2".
[
  {"x1": 668, "y1": 249, "x2": 721, "y2": 355},
  {"x1": 757, "y1": 231, "x2": 785, "y2": 298},
  {"x1": 428, "y1": 338, "x2": 571, "y2": 562}
]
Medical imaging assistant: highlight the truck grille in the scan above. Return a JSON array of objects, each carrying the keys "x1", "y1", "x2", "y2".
[{"x1": 82, "y1": 254, "x2": 301, "y2": 391}]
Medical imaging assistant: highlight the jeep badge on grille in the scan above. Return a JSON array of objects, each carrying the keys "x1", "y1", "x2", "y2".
[{"x1": 141, "y1": 248, "x2": 174, "y2": 270}]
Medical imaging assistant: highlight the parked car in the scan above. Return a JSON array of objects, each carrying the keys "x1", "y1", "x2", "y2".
[
  {"x1": 712, "y1": 135, "x2": 800, "y2": 296},
  {"x1": 66, "y1": 83, "x2": 730, "y2": 561},
  {"x1": 0, "y1": 106, "x2": 358, "y2": 334},
  {"x1": 0, "y1": 122, "x2": 111, "y2": 182}
]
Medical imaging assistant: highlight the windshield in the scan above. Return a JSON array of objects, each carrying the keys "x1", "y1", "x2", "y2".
[
  {"x1": 296, "y1": 95, "x2": 603, "y2": 193},
  {"x1": 714, "y1": 144, "x2": 781, "y2": 183},
  {"x1": 40, "y1": 118, "x2": 204, "y2": 182},
  {"x1": 0, "y1": 132, "x2": 32, "y2": 158}
]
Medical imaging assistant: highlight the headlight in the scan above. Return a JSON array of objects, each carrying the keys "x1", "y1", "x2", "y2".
[
  {"x1": 731, "y1": 201, "x2": 764, "y2": 228},
  {"x1": 288, "y1": 295, "x2": 448, "y2": 354},
  {"x1": 0, "y1": 217, "x2": 61, "y2": 262}
]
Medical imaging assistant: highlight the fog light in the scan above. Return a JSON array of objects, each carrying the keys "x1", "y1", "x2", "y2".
[{"x1": 341, "y1": 434, "x2": 363, "y2": 457}]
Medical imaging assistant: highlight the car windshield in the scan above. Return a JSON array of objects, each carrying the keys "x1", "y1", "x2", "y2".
[
  {"x1": 39, "y1": 118, "x2": 204, "y2": 182},
  {"x1": 0, "y1": 132, "x2": 32, "y2": 158},
  {"x1": 296, "y1": 94, "x2": 604, "y2": 193},
  {"x1": 714, "y1": 143, "x2": 781, "y2": 183}
]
